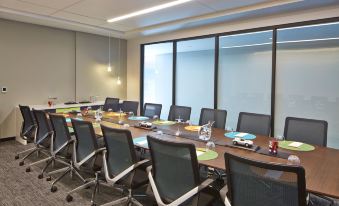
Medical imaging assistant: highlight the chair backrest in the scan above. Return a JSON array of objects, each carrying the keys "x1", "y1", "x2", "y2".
[
  {"x1": 101, "y1": 125, "x2": 137, "y2": 177},
  {"x1": 168, "y1": 105, "x2": 191, "y2": 122},
  {"x1": 284, "y1": 117, "x2": 328, "y2": 146},
  {"x1": 71, "y1": 119, "x2": 99, "y2": 162},
  {"x1": 49, "y1": 114, "x2": 72, "y2": 152},
  {"x1": 143, "y1": 103, "x2": 162, "y2": 119},
  {"x1": 32, "y1": 109, "x2": 52, "y2": 146},
  {"x1": 103, "y1": 97, "x2": 120, "y2": 112},
  {"x1": 199, "y1": 108, "x2": 227, "y2": 129},
  {"x1": 147, "y1": 135, "x2": 200, "y2": 203},
  {"x1": 120, "y1": 101, "x2": 139, "y2": 115},
  {"x1": 224, "y1": 152, "x2": 307, "y2": 206},
  {"x1": 236, "y1": 112, "x2": 271, "y2": 136},
  {"x1": 19, "y1": 105, "x2": 36, "y2": 139}
]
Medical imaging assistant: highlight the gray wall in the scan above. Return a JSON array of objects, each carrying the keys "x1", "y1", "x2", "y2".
[{"x1": 0, "y1": 18, "x2": 126, "y2": 138}]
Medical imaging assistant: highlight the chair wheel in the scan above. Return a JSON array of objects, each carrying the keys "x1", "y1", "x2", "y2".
[
  {"x1": 38, "y1": 174, "x2": 43, "y2": 179},
  {"x1": 19, "y1": 161, "x2": 24, "y2": 166},
  {"x1": 66, "y1": 195, "x2": 73, "y2": 202},
  {"x1": 26, "y1": 167, "x2": 31, "y2": 172},
  {"x1": 46, "y1": 176, "x2": 52, "y2": 181},
  {"x1": 15, "y1": 155, "x2": 19, "y2": 160},
  {"x1": 51, "y1": 186, "x2": 57, "y2": 193},
  {"x1": 91, "y1": 203, "x2": 96, "y2": 206}
]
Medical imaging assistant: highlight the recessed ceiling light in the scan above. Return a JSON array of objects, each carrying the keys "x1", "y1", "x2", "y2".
[{"x1": 107, "y1": 0, "x2": 193, "y2": 23}]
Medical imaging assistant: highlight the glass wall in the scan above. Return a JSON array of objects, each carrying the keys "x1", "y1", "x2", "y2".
[
  {"x1": 176, "y1": 38, "x2": 215, "y2": 124},
  {"x1": 275, "y1": 22, "x2": 339, "y2": 148},
  {"x1": 218, "y1": 31, "x2": 272, "y2": 131},
  {"x1": 143, "y1": 42, "x2": 173, "y2": 119}
]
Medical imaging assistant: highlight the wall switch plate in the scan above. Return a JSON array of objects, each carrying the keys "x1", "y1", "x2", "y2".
[{"x1": 1, "y1": 87, "x2": 7, "y2": 93}]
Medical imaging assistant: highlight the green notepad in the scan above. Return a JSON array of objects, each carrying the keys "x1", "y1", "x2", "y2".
[
  {"x1": 279, "y1": 141, "x2": 315, "y2": 152},
  {"x1": 196, "y1": 148, "x2": 218, "y2": 161}
]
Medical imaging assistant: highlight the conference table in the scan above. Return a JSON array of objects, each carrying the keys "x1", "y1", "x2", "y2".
[{"x1": 64, "y1": 112, "x2": 339, "y2": 199}]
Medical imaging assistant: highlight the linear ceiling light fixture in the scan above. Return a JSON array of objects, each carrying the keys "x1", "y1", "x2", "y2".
[{"x1": 107, "y1": 0, "x2": 193, "y2": 23}]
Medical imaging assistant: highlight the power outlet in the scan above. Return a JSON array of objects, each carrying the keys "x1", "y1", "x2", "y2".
[{"x1": 1, "y1": 87, "x2": 8, "y2": 93}]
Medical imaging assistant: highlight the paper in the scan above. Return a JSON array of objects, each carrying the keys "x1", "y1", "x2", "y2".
[
  {"x1": 288, "y1": 142, "x2": 303, "y2": 148},
  {"x1": 196, "y1": 150, "x2": 205, "y2": 157},
  {"x1": 135, "y1": 140, "x2": 148, "y2": 145},
  {"x1": 235, "y1": 133, "x2": 248, "y2": 137}
]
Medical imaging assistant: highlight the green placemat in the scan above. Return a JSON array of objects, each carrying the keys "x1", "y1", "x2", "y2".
[
  {"x1": 196, "y1": 148, "x2": 218, "y2": 161},
  {"x1": 56, "y1": 107, "x2": 81, "y2": 113},
  {"x1": 92, "y1": 122, "x2": 100, "y2": 128},
  {"x1": 279, "y1": 141, "x2": 315, "y2": 151},
  {"x1": 152, "y1": 120, "x2": 176, "y2": 126}
]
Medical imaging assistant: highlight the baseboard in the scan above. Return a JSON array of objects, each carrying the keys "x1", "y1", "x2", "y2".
[{"x1": 0, "y1": 136, "x2": 16, "y2": 142}]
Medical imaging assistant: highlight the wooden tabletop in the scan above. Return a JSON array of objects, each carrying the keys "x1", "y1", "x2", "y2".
[{"x1": 65, "y1": 113, "x2": 339, "y2": 199}]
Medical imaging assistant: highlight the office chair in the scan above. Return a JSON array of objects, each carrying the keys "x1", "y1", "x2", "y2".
[
  {"x1": 100, "y1": 125, "x2": 150, "y2": 206},
  {"x1": 143, "y1": 103, "x2": 162, "y2": 119},
  {"x1": 15, "y1": 105, "x2": 37, "y2": 165},
  {"x1": 66, "y1": 119, "x2": 105, "y2": 205},
  {"x1": 46, "y1": 114, "x2": 85, "y2": 193},
  {"x1": 24, "y1": 110, "x2": 53, "y2": 174},
  {"x1": 147, "y1": 135, "x2": 219, "y2": 206},
  {"x1": 120, "y1": 100, "x2": 139, "y2": 115},
  {"x1": 284, "y1": 117, "x2": 328, "y2": 146},
  {"x1": 236, "y1": 112, "x2": 271, "y2": 136},
  {"x1": 103, "y1": 97, "x2": 120, "y2": 112},
  {"x1": 168, "y1": 105, "x2": 191, "y2": 122},
  {"x1": 221, "y1": 152, "x2": 307, "y2": 206},
  {"x1": 199, "y1": 108, "x2": 227, "y2": 129}
]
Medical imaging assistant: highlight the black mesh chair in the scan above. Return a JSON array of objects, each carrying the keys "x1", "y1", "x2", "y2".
[
  {"x1": 100, "y1": 125, "x2": 150, "y2": 206},
  {"x1": 66, "y1": 119, "x2": 105, "y2": 205},
  {"x1": 25, "y1": 110, "x2": 53, "y2": 174},
  {"x1": 284, "y1": 117, "x2": 328, "y2": 146},
  {"x1": 236, "y1": 112, "x2": 271, "y2": 136},
  {"x1": 168, "y1": 105, "x2": 191, "y2": 122},
  {"x1": 15, "y1": 105, "x2": 37, "y2": 164},
  {"x1": 147, "y1": 136, "x2": 219, "y2": 206},
  {"x1": 199, "y1": 108, "x2": 227, "y2": 129},
  {"x1": 46, "y1": 114, "x2": 85, "y2": 193},
  {"x1": 120, "y1": 100, "x2": 139, "y2": 115},
  {"x1": 221, "y1": 152, "x2": 307, "y2": 206},
  {"x1": 143, "y1": 103, "x2": 162, "y2": 119},
  {"x1": 103, "y1": 97, "x2": 120, "y2": 112}
]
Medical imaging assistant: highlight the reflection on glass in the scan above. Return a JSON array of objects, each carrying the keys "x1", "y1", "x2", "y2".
[
  {"x1": 276, "y1": 22, "x2": 339, "y2": 149},
  {"x1": 144, "y1": 43, "x2": 173, "y2": 120},
  {"x1": 218, "y1": 31, "x2": 272, "y2": 130},
  {"x1": 176, "y1": 38, "x2": 215, "y2": 124}
]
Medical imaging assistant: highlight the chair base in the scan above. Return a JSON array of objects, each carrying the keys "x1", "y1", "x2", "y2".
[
  {"x1": 47, "y1": 161, "x2": 86, "y2": 192},
  {"x1": 101, "y1": 189, "x2": 144, "y2": 206}
]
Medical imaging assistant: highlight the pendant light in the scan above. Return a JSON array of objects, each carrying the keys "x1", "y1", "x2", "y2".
[
  {"x1": 107, "y1": 33, "x2": 112, "y2": 72},
  {"x1": 117, "y1": 38, "x2": 122, "y2": 85}
]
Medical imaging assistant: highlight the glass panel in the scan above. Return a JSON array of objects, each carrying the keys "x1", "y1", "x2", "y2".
[
  {"x1": 218, "y1": 31, "x2": 272, "y2": 131},
  {"x1": 144, "y1": 43, "x2": 173, "y2": 119},
  {"x1": 276, "y1": 22, "x2": 339, "y2": 149},
  {"x1": 176, "y1": 38, "x2": 215, "y2": 124}
]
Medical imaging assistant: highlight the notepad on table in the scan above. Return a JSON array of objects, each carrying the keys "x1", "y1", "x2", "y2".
[
  {"x1": 235, "y1": 133, "x2": 248, "y2": 138},
  {"x1": 135, "y1": 140, "x2": 148, "y2": 146},
  {"x1": 288, "y1": 142, "x2": 303, "y2": 148},
  {"x1": 196, "y1": 150, "x2": 205, "y2": 157}
]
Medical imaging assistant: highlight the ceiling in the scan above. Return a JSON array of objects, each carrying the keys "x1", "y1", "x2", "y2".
[{"x1": 0, "y1": 0, "x2": 338, "y2": 39}]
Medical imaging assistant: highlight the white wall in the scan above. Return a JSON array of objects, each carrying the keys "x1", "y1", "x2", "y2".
[{"x1": 0, "y1": 18, "x2": 126, "y2": 139}]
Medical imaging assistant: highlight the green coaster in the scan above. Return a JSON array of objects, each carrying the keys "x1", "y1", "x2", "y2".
[
  {"x1": 152, "y1": 120, "x2": 176, "y2": 126},
  {"x1": 279, "y1": 141, "x2": 315, "y2": 152},
  {"x1": 196, "y1": 148, "x2": 218, "y2": 161}
]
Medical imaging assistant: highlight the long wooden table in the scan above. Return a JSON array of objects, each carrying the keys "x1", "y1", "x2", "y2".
[{"x1": 66, "y1": 112, "x2": 339, "y2": 199}]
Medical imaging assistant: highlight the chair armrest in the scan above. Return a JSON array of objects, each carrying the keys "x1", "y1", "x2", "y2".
[
  {"x1": 36, "y1": 131, "x2": 53, "y2": 145},
  {"x1": 220, "y1": 185, "x2": 231, "y2": 206},
  {"x1": 74, "y1": 145, "x2": 105, "y2": 168},
  {"x1": 103, "y1": 150, "x2": 149, "y2": 184},
  {"x1": 147, "y1": 166, "x2": 214, "y2": 206}
]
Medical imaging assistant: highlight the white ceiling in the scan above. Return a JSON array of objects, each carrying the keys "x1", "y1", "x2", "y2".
[{"x1": 0, "y1": 0, "x2": 338, "y2": 39}]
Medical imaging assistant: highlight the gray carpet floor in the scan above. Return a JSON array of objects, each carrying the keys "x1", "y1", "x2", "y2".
[{"x1": 0, "y1": 140, "x2": 151, "y2": 206}]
